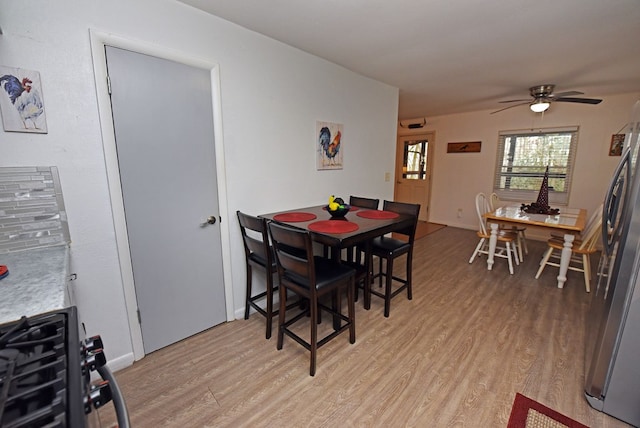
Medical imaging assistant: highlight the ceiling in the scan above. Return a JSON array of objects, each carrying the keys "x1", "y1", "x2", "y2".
[{"x1": 178, "y1": 0, "x2": 640, "y2": 119}]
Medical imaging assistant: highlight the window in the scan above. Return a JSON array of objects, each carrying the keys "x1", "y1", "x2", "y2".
[
  {"x1": 402, "y1": 139, "x2": 427, "y2": 180},
  {"x1": 493, "y1": 127, "x2": 579, "y2": 205}
]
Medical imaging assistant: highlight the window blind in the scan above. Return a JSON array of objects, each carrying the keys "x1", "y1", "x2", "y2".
[{"x1": 493, "y1": 127, "x2": 579, "y2": 205}]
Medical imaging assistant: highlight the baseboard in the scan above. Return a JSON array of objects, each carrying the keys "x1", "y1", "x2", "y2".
[{"x1": 107, "y1": 352, "x2": 136, "y2": 373}]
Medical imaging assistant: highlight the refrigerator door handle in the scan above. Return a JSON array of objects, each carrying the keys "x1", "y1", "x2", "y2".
[{"x1": 603, "y1": 150, "x2": 630, "y2": 256}]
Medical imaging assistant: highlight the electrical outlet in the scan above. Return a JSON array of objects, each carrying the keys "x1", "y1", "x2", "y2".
[
  {"x1": 384, "y1": 172, "x2": 391, "y2": 182},
  {"x1": 457, "y1": 208, "x2": 463, "y2": 218}
]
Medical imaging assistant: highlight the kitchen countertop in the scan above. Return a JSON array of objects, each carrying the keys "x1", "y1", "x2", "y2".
[{"x1": 0, "y1": 244, "x2": 70, "y2": 325}]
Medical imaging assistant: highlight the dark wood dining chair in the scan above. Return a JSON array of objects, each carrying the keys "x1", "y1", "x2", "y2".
[
  {"x1": 349, "y1": 196, "x2": 379, "y2": 210},
  {"x1": 366, "y1": 200, "x2": 420, "y2": 317},
  {"x1": 347, "y1": 196, "x2": 379, "y2": 300},
  {"x1": 346, "y1": 195, "x2": 379, "y2": 261},
  {"x1": 268, "y1": 221, "x2": 356, "y2": 376},
  {"x1": 236, "y1": 211, "x2": 280, "y2": 339}
]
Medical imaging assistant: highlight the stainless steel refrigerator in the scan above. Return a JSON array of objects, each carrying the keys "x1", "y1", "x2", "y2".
[{"x1": 585, "y1": 100, "x2": 640, "y2": 427}]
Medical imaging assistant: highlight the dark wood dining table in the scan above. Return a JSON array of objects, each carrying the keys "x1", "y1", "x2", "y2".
[
  {"x1": 259, "y1": 204, "x2": 415, "y2": 311},
  {"x1": 260, "y1": 204, "x2": 414, "y2": 254}
]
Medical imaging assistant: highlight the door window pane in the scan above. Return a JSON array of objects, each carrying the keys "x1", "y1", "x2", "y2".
[{"x1": 402, "y1": 139, "x2": 427, "y2": 180}]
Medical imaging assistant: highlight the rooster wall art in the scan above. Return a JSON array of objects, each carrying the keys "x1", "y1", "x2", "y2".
[
  {"x1": 0, "y1": 67, "x2": 47, "y2": 133},
  {"x1": 316, "y1": 121, "x2": 344, "y2": 170}
]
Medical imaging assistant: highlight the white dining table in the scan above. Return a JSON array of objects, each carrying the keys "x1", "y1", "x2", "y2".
[{"x1": 484, "y1": 205, "x2": 587, "y2": 288}]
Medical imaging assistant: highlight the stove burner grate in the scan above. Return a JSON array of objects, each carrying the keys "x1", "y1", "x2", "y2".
[{"x1": 0, "y1": 311, "x2": 83, "y2": 428}]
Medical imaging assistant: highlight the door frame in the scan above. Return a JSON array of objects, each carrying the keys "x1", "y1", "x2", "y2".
[{"x1": 89, "y1": 29, "x2": 234, "y2": 361}]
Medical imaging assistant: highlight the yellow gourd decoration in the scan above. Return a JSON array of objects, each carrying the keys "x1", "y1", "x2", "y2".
[{"x1": 328, "y1": 195, "x2": 339, "y2": 211}]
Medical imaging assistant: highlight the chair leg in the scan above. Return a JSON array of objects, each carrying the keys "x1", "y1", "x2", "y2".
[
  {"x1": 506, "y1": 242, "x2": 514, "y2": 275},
  {"x1": 516, "y1": 234, "x2": 524, "y2": 263},
  {"x1": 384, "y1": 257, "x2": 393, "y2": 317},
  {"x1": 310, "y1": 294, "x2": 318, "y2": 376},
  {"x1": 583, "y1": 254, "x2": 591, "y2": 293},
  {"x1": 244, "y1": 264, "x2": 253, "y2": 320},
  {"x1": 265, "y1": 272, "x2": 274, "y2": 339},
  {"x1": 332, "y1": 289, "x2": 342, "y2": 330},
  {"x1": 364, "y1": 251, "x2": 373, "y2": 310},
  {"x1": 535, "y1": 247, "x2": 554, "y2": 279},
  {"x1": 406, "y1": 251, "x2": 413, "y2": 300},
  {"x1": 521, "y1": 230, "x2": 528, "y2": 255},
  {"x1": 276, "y1": 284, "x2": 287, "y2": 351},
  {"x1": 348, "y1": 278, "x2": 356, "y2": 344},
  {"x1": 469, "y1": 238, "x2": 486, "y2": 263}
]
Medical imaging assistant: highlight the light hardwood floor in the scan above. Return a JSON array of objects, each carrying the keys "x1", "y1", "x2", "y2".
[{"x1": 98, "y1": 227, "x2": 631, "y2": 427}]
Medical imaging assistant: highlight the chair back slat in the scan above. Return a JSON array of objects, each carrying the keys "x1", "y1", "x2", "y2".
[
  {"x1": 268, "y1": 222, "x2": 315, "y2": 284},
  {"x1": 489, "y1": 192, "x2": 501, "y2": 211},
  {"x1": 237, "y1": 211, "x2": 271, "y2": 261},
  {"x1": 583, "y1": 203, "x2": 604, "y2": 234},
  {"x1": 475, "y1": 192, "x2": 490, "y2": 235},
  {"x1": 349, "y1": 196, "x2": 379, "y2": 210},
  {"x1": 382, "y1": 200, "x2": 420, "y2": 239},
  {"x1": 579, "y1": 209, "x2": 603, "y2": 251}
]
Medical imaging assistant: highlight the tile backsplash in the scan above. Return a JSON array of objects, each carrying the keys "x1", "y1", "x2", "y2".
[{"x1": 0, "y1": 166, "x2": 71, "y2": 253}]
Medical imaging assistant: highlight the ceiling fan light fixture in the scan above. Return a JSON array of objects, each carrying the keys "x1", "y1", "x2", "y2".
[{"x1": 530, "y1": 100, "x2": 550, "y2": 113}]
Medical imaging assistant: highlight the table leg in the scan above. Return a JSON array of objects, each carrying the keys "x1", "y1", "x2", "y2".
[
  {"x1": 557, "y1": 233, "x2": 576, "y2": 288},
  {"x1": 487, "y1": 223, "x2": 498, "y2": 271}
]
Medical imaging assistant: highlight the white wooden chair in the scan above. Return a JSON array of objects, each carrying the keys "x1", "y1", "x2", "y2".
[
  {"x1": 489, "y1": 192, "x2": 528, "y2": 262},
  {"x1": 469, "y1": 192, "x2": 519, "y2": 274},
  {"x1": 535, "y1": 208, "x2": 603, "y2": 292},
  {"x1": 550, "y1": 203, "x2": 603, "y2": 241}
]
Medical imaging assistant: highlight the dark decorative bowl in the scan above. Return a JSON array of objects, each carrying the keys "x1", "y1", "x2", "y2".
[{"x1": 326, "y1": 204, "x2": 351, "y2": 218}]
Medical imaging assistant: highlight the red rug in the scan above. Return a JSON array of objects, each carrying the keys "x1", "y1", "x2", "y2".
[{"x1": 507, "y1": 393, "x2": 589, "y2": 428}]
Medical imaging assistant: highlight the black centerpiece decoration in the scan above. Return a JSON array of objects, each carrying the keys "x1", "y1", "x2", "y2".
[
  {"x1": 327, "y1": 195, "x2": 350, "y2": 218},
  {"x1": 520, "y1": 166, "x2": 560, "y2": 215}
]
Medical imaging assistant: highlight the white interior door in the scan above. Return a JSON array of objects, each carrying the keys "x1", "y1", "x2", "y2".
[
  {"x1": 394, "y1": 133, "x2": 434, "y2": 221},
  {"x1": 105, "y1": 46, "x2": 226, "y2": 353}
]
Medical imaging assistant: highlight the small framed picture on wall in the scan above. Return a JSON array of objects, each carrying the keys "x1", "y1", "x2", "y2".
[
  {"x1": 317, "y1": 121, "x2": 344, "y2": 170},
  {"x1": 609, "y1": 134, "x2": 625, "y2": 156},
  {"x1": 0, "y1": 66, "x2": 48, "y2": 133}
]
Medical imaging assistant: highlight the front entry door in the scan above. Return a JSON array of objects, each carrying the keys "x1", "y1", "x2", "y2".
[
  {"x1": 394, "y1": 133, "x2": 434, "y2": 221},
  {"x1": 105, "y1": 46, "x2": 226, "y2": 353}
]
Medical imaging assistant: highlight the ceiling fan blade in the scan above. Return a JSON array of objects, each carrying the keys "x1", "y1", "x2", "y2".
[
  {"x1": 550, "y1": 91, "x2": 583, "y2": 98},
  {"x1": 554, "y1": 97, "x2": 602, "y2": 104},
  {"x1": 491, "y1": 101, "x2": 530, "y2": 114},
  {"x1": 498, "y1": 98, "x2": 531, "y2": 104}
]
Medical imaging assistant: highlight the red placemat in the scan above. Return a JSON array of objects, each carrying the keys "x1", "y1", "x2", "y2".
[
  {"x1": 322, "y1": 205, "x2": 359, "y2": 211},
  {"x1": 356, "y1": 210, "x2": 399, "y2": 219},
  {"x1": 273, "y1": 212, "x2": 317, "y2": 222},
  {"x1": 308, "y1": 220, "x2": 359, "y2": 233}
]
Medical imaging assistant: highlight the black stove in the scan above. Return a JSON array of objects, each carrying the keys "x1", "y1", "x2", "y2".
[{"x1": 0, "y1": 307, "x2": 121, "y2": 428}]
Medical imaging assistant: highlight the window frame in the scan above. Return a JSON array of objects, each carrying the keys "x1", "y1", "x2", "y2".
[{"x1": 493, "y1": 126, "x2": 579, "y2": 205}]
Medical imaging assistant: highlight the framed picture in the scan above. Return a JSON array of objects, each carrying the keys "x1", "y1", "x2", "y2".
[
  {"x1": 609, "y1": 134, "x2": 625, "y2": 156},
  {"x1": 317, "y1": 121, "x2": 343, "y2": 170},
  {"x1": 447, "y1": 141, "x2": 481, "y2": 153},
  {"x1": 0, "y1": 66, "x2": 48, "y2": 133}
]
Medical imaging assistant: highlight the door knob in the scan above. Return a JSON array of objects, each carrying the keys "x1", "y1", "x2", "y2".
[{"x1": 200, "y1": 216, "x2": 218, "y2": 227}]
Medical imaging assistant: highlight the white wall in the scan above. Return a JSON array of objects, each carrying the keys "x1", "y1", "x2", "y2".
[
  {"x1": 421, "y1": 93, "x2": 640, "y2": 237},
  {"x1": 1, "y1": 0, "x2": 398, "y2": 366}
]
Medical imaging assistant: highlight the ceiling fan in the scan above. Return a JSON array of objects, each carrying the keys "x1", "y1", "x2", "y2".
[{"x1": 491, "y1": 84, "x2": 602, "y2": 114}]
